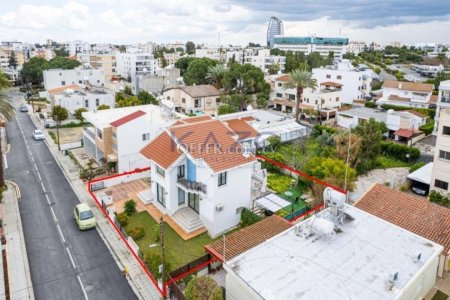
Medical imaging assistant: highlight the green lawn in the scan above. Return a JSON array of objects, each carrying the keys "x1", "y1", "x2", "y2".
[
  {"x1": 276, "y1": 186, "x2": 307, "y2": 218},
  {"x1": 375, "y1": 155, "x2": 411, "y2": 169},
  {"x1": 124, "y1": 211, "x2": 212, "y2": 272}
]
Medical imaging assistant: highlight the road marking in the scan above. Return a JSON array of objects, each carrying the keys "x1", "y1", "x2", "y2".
[
  {"x1": 50, "y1": 207, "x2": 57, "y2": 222},
  {"x1": 66, "y1": 248, "x2": 76, "y2": 269},
  {"x1": 33, "y1": 163, "x2": 38, "y2": 171},
  {"x1": 37, "y1": 171, "x2": 42, "y2": 181},
  {"x1": 41, "y1": 182, "x2": 46, "y2": 192},
  {"x1": 56, "y1": 225, "x2": 66, "y2": 243},
  {"x1": 77, "y1": 276, "x2": 89, "y2": 300},
  {"x1": 30, "y1": 155, "x2": 35, "y2": 163},
  {"x1": 45, "y1": 194, "x2": 51, "y2": 205}
]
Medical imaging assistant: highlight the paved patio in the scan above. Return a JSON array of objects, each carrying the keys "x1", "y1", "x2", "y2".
[
  {"x1": 70, "y1": 148, "x2": 99, "y2": 169},
  {"x1": 425, "y1": 273, "x2": 450, "y2": 300},
  {"x1": 97, "y1": 179, "x2": 207, "y2": 240}
]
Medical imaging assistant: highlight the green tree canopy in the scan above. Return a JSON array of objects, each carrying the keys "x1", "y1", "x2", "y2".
[
  {"x1": 304, "y1": 157, "x2": 357, "y2": 191},
  {"x1": 137, "y1": 90, "x2": 158, "y2": 105},
  {"x1": 222, "y1": 63, "x2": 265, "y2": 95},
  {"x1": 185, "y1": 275, "x2": 223, "y2": 300},
  {"x1": 354, "y1": 118, "x2": 387, "y2": 172},
  {"x1": 97, "y1": 104, "x2": 110, "y2": 110},
  {"x1": 52, "y1": 105, "x2": 69, "y2": 151},
  {"x1": 205, "y1": 65, "x2": 226, "y2": 89},
  {"x1": 175, "y1": 57, "x2": 196, "y2": 75},
  {"x1": 74, "y1": 108, "x2": 88, "y2": 125},
  {"x1": 21, "y1": 57, "x2": 81, "y2": 85},
  {"x1": 0, "y1": 70, "x2": 15, "y2": 186},
  {"x1": 185, "y1": 41, "x2": 196, "y2": 55},
  {"x1": 8, "y1": 52, "x2": 18, "y2": 69},
  {"x1": 183, "y1": 58, "x2": 217, "y2": 86}
]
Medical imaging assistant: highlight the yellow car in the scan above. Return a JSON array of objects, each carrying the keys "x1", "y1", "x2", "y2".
[{"x1": 74, "y1": 203, "x2": 96, "y2": 230}]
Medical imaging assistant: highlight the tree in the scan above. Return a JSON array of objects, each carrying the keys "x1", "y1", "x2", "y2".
[
  {"x1": 51, "y1": 105, "x2": 68, "y2": 151},
  {"x1": 183, "y1": 58, "x2": 217, "y2": 86},
  {"x1": 205, "y1": 65, "x2": 226, "y2": 89},
  {"x1": 218, "y1": 104, "x2": 237, "y2": 115},
  {"x1": 222, "y1": 63, "x2": 265, "y2": 95},
  {"x1": 74, "y1": 108, "x2": 88, "y2": 126},
  {"x1": 21, "y1": 56, "x2": 81, "y2": 85},
  {"x1": 0, "y1": 70, "x2": 15, "y2": 187},
  {"x1": 186, "y1": 41, "x2": 196, "y2": 55},
  {"x1": 137, "y1": 90, "x2": 158, "y2": 105},
  {"x1": 143, "y1": 253, "x2": 171, "y2": 280},
  {"x1": 116, "y1": 95, "x2": 141, "y2": 107},
  {"x1": 283, "y1": 69, "x2": 317, "y2": 121},
  {"x1": 8, "y1": 52, "x2": 18, "y2": 69},
  {"x1": 334, "y1": 133, "x2": 362, "y2": 169},
  {"x1": 267, "y1": 64, "x2": 280, "y2": 75},
  {"x1": 175, "y1": 57, "x2": 196, "y2": 75},
  {"x1": 123, "y1": 86, "x2": 133, "y2": 95},
  {"x1": 185, "y1": 275, "x2": 223, "y2": 300},
  {"x1": 354, "y1": 118, "x2": 387, "y2": 172},
  {"x1": 304, "y1": 157, "x2": 357, "y2": 191},
  {"x1": 97, "y1": 104, "x2": 110, "y2": 110},
  {"x1": 54, "y1": 47, "x2": 69, "y2": 57},
  {"x1": 229, "y1": 94, "x2": 252, "y2": 111}
]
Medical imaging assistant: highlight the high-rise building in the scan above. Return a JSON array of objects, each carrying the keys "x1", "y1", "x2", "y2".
[{"x1": 267, "y1": 17, "x2": 284, "y2": 48}]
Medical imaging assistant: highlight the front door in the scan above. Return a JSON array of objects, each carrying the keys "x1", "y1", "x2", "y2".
[{"x1": 188, "y1": 193, "x2": 200, "y2": 214}]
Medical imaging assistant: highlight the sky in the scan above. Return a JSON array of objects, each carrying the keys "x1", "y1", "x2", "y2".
[{"x1": 1, "y1": 0, "x2": 450, "y2": 46}]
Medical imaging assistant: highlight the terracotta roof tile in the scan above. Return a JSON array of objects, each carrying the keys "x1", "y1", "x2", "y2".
[
  {"x1": 110, "y1": 110, "x2": 146, "y2": 127},
  {"x1": 224, "y1": 119, "x2": 258, "y2": 140},
  {"x1": 394, "y1": 128, "x2": 414, "y2": 138},
  {"x1": 241, "y1": 116, "x2": 255, "y2": 121},
  {"x1": 47, "y1": 84, "x2": 80, "y2": 95},
  {"x1": 182, "y1": 115, "x2": 212, "y2": 123},
  {"x1": 140, "y1": 132, "x2": 181, "y2": 169},
  {"x1": 276, "y1": 75, "x2": 289, "y2": 82},
  {"x1": 320, "y1": 81, "x2": 343, "y2": 87},
  {"x1": 355, "y1": 184, "x2": 450, "y2": 253},
  {"x1": 383, "y1": 80, "x2": 433, "y2": 93},
  {"x1": 205, "y1": 215, "x2": 292, "y2": 261},
  {"x1": 274, "y1": 99, "x2": 295, "y2": 107}
]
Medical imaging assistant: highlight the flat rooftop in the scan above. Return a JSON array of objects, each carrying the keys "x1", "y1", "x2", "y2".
[
  {"x1": 338, "y1": 107, "x2": 387, "y2": 123},
  {"x1": 83, "y1": 104, "x2": 183, "y2": 128},
  {"x1": 227, "y1": 205, "x2": 443, "y2": 300}
]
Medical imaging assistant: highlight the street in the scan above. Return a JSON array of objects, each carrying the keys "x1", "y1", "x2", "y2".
[{"x1": 5, "y1": 91, "x2": 137, "y2": 300}]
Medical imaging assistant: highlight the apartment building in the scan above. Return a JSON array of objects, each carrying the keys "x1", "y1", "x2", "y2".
[
  {"x1": 65, "y1": 40, "x2": 91, "y2": 56},
  {"x1": 161, "y1": 84, "x2": 222, "y2": 115},
  {"x1": 347, "y1": 41, "x2": 367, "y2": 54},
  {"x1": 0, "y1": 48, "x2": 25, "y2": 69},
  {"x1": 134, "y1": 66, "x2": 180, "y2": 95},
  {"x1": 248, "y1": 49, "x2": 285, "y2": 74},
  {"x1": 140, "y1": 116, "x2": 261, "y2": 237},
  {"x1": 78, "y1": 53, "x2": 117, "y2": 80},
  {"x1": 157, "y1": 52, "x2": 181, "y2": 67},
  {"x1": 377, "y1": 80, "x2": 434, "y2": 108},
  {"x1": 82, "y1": 105, "x2": 181, "y2": 171},
  {"x1": 273, "y1": 36, "x2": 349, "y2": 59},
  {"x1": 115, "y1": 49, "x2": 158, "y2": 79},
  {"x1": 48, "y1": 84, "x2": 115, "y2": 114},
  {"x1": 43, "y1": 67, "x2": 105, "y2": 90},
  {"x1": 313, "y1": 60, "x2": 372, "y2": 104},
  {"x1": 434, "y1": 80, "x2": 450, "y2": 129},
  {"x1": 195, "y1": 47, "x2": 228, "y2": 64},
  {"x1": 431, "y1": 108, "x2": 450, "y2": 195}
]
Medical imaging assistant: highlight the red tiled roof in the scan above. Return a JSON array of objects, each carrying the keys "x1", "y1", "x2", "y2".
[
  {"x1": 224, "y1": 119, "x2": 258, "y2": 140},
  {"x1": 182, "y1": 115, "x2": 212, "y2": 124},
  {"x1": 205, "y1": 215, "x2": 292, "y2": 261},
  {"x1": 47, "y1": 84, "x2": 79, "y2": 95},
  {"x1": 394, "y1": 128, "x2": 414, "y2": 138},
  {"x1": 276, "y1": 75, "x2": 289, "y2": 82},
  {"x1": 274, "y1": 99, "x2": 295, "y2": 107},
  {"x1": 110, "y1": 110, "x2": 146, "y2": 127},
  {"x1": 320, "y1": 81, "x2": 343, "y2": 87},
  {"x1": 140, "y1": 132, "x2": 182, "y2": 169},
  {"x1": 355, "y1": 184, "x2": 450, "y2": 253},
  {"x1": 241, "y1": 116, "x2": 255, "y2": 121}
]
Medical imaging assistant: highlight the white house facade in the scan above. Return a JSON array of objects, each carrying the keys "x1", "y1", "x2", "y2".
[
  {"x1": 43, "y1": 67, "x2": 105, "y2": 90},
  {"x1": 377, "y1": 80, "x2": 434, "y2": 108}
]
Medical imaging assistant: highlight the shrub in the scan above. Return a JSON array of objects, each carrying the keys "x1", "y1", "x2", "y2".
[
  {"x1": 311, "y1": 125, "x2": 337, "y2": 138},
  {"x1": 144, "y1": 253, "x2": 171, "y2": 280},
  {"x1": 380, "y1": 104, "x2": 435, "y2": 119},
  {"x1": 185, "y1": 275, "x2": 223, "y2": 300},
  {"x1": 380, "y1": 141, "x2": 420, "y2": 162},
  {"x1": 364, "y1": 101, "x2": 376, "y2": 108},
  {"x1": 128, "y1": 225, "x2": 145, "y2": 240},
  {"x1": 240, "y1": 208, "x2": 262, "y2": 227},
  {"x1": 49, "y1": 131, "x2": 58, "y2": 143},
  {"x1": 124, "y1": 199, "x2": 137, "y2": 216},
  {"x1": 429, "y1": 191, "x2": 450, "y2": 207},
  {"x1": 116, "y1": 212, "x2": 129, "y2": 227},
  {"x1": 267, "y1": 173, "x2": 292, "y2": 193},
  {"x1": 409, "y1": 162, "x2": 426, "y2": 173},
  {"x1": 419, "y1": 123, "x2": 434, "y2": 135}
]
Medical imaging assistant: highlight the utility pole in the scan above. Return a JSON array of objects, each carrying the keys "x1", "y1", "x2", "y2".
[{"x1": 160, "y1": 217, "x2": 166, "y2": 298}]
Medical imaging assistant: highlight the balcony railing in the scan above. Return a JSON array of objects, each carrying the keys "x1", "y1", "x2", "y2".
[
  {"x1": 83, "y1": 127, "x2": 95, "y2": 140},
  {"x1": 177, "y1": 178, "x2": 207, "y2": 194},
  {"x1": 441, "y1": 97, "x2": 450, "y2": 104}
]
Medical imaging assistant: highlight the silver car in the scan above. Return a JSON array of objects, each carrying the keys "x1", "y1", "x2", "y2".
[{"x1": 32, "y1": 130, "x2": 45, "y2": 140}]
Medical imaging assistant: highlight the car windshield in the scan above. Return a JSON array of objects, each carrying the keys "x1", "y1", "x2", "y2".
[
  {"x1": 80, "y1": 210, "x2": 94, "y2": 220},
  {"x1": 35, "y1": 131, "x2": 43, "y2": 135}
]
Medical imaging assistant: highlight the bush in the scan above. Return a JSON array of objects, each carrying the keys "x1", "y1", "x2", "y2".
[
  {"x1": 380, "y1": 141, "x2": 420, "y2": 162},
  {"x1": 185, "y1": 275, "x2": 223, "y2": 300},
  {"x1": 311, "y1": 125, "x2": 337, "y2": 138},
  {"x1": 429, "y1": 191, "x2": 450, "y2": 207},
  {"x1": 144, "y1": 253, "x2": 171, "y2": 280},
  {"x1": 380, "y1": 104, "x2": 435, "y2": 119},
  {"x1": 364, "y1": 101, "x2": 377, "y2": 108},
  {"x1": 409, "y1": 162, "x2": 426, "y2": 173},
  {"x1": 419, "y1": 123, "x2": 434, "y2": 135},
  {"x1": 267, "y1": 173, "x2": 292, "y2": 193},
  {"x1": 116, "y1": 212, "x2": 129, "y2": 227},
  {"x1": 128, "y1": 225, "x2": 145, "y2": 240},
  {"x1": 240, "y1": 208, "x2": 262, "y2": 227},
  {"x1": 124, "y1": 199, "x2": 137, "y2": 216},
  {"x1": 49, "y1": 131, "x2": 58, "y2": 143}
]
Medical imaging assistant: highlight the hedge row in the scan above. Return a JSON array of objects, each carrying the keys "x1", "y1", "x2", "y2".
[
  {"x1": 380, "y1": 141, "x2": 420, "y2": 162},
  {"x1": 380, "y1": 104, "x2": 435, "y2": 119}
]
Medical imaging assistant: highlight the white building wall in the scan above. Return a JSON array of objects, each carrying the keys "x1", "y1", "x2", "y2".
[
  {"x1": 336, "y1": 113, "x2": 359, "y2": 128},
  {"x1": 43, "y1": 68, "x2": 105, "y2": 90},
  {"x1": 115, "y1": 52, "x2": 158, "y2": 79},
  {"x1": 53, "y1": 92, "x2": 115, "y2": 114},
  {"x1": 431, "y1": 108, "x2": 450, "y2": 194},
  {"x1": 224, "y1": 267, "x2": 263, "y2": 300}
]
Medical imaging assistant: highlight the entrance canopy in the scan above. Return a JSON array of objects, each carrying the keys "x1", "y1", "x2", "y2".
[
  {"x1": 407, "y1": 162, "x2": 433, "y2": 185},
  {"x1": 255, "y1": 193, "x2": 291, "y2": 212}
]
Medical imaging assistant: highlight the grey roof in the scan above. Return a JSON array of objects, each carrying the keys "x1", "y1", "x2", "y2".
[
  {"x1": 338, "y1": 107, "x2": 387, "y2": 123},
  {"x1": 168, "y1": 85, "x2": 221, "y2": 98}
]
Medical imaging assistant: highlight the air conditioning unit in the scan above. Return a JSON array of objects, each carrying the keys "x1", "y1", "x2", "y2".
[
  {"x1": 216, "y1": 204, "x2": 224, "y2": 212},
  {"x1": 388, "y1": 271, "x2": 399, "y2": 283}
]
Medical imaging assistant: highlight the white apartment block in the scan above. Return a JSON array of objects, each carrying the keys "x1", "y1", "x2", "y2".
[
  {"x1": 313, "y1": 60, "x2": 372, "y2": 104},
  {"x1": 65, "y1": 40, "x2": 91, "y2": 56},
  {"x1": 195, "y1": 47, "x2": 228, "y2": 64},
  {"x1": 48, "y1": 84, "x2": 115, "y2": 114},
  {"x1": 249, "y1": 49, "x2": 285, "y2": 74},
  {"x1": 78, "y1": 53, "x2": 117, "y2": 80},
  {"x1": 347, "y1": 41, "x2": 367, "y2": 54},
  {"x1": 43, "y1": 67, "x2": 105, "y2": 90},
  {"x1": 377, "y1": 80, "x2": 434, "y2": 108},
  {"x1": 115, "y1": 49, "x2": 158, "y2": 79},
  {"x1": 82, "y1": 105, "x2": 181, "y2": 171},
  {"x1": 158, "y1": 52, "x2": 181, "y2": 67},
  {"x1": 162, "y1": 85, "x2": 222, "y2": 115},
  {"x1": 431, "y1": 108, "x2": 450, "y2": 195},
  {"x1": 273, "y1": 36, "x2": 349, "y2": 59},
  {"x1": 435, "y1": 80, "x2": 450, "y2": 129}
]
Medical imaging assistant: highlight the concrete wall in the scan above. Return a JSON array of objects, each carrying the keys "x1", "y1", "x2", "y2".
[
  {"x1": 43, "y1": 68, "x2": 105, "y2": 90},
  {"x1": 53, "y1": 92, "x2": 115, "y2": 114}
]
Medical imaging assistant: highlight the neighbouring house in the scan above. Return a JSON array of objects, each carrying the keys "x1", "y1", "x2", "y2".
[
  {"x1": 434, "y1": 80, "x2": 450, "y2": 130},
  {"x1": 355, "y1": 183, "x2": 450, "y2": 278},
  {"x1": 377, "y1": 80, "x2": 434, "y2": 108},
  {"x1": 336, "y1": 106, "x2": 387, "y2": 128},
  {"x1": 431, "y1": 108, "x2": 450, "y2": 194},
  {"x1": 273, "y1": 74, "x2": 343, "y2": 123},
  {"x1": 161, "y1": 85, "x2": 222, "y2": 116},
  {"x1": 115, "y1": 48, "x2": 158, "y2": 79},
  {"x1": 82, "y1": 105, "x2": 183, "y2": 172},
  {"x1": 48, "y1": 84, "x2": 115, "y2": 114},
  {"x1": 312, "y1": 60, "x2": 373, "y2": 104},
  {"x1": 77, "y1": 53, "x2": 117, "y2": 80},
  {"x1": 140, "y1": 115, "x2": 266, "y2": 237},
  {"x1": 134, "y1": 66, "x2": 181, "y2": 95},
  {"x1": 218, "y1": 109, "x2": 307, "y2": 147},
  {"x1": 223, "y1": 203, "x2": 443, "y2": 299},
  {"x1": 43, "y1": 67, "x2": 105, "y2": 91}
]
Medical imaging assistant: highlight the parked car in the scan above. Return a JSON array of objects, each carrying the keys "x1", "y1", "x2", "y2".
[
  {"x1": 73, "y1": 203, "x2": 96, "y2": 230},
  {"x1": 44, "y1": 118, "x2": 56, "y2": 128},
  {"x1": 20, "y1": 105, "x2": 28, "y2": 112},
  {"x1": 32, "y1": 130, "x2": 45, "y2": 140},
  {"x1": 411, "y1": 181, "x2": 429, "y2": 196}
]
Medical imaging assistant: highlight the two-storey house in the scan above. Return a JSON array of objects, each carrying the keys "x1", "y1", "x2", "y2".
[
  {"x1": 162, "y1": 85, "x2": 222, "y2": 116},
  {"x1": 377, "y1": 80, "x2": 434, "y2": 108}
]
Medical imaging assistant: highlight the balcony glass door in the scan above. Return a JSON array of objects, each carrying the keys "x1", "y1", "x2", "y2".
[{"x1": 188, "y1": 193, "x2": 200, "y2": 214}]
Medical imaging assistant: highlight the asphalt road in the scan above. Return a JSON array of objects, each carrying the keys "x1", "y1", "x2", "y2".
[{"x1": 5, "y1": 91, "x2": 137, "y2": 300}]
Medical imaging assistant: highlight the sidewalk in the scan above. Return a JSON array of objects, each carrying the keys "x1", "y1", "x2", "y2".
[
  {"x1": 29, "y1": 113, "x2": 161, "y2": 300},
  {"x1": 3, "y1": 181, "x2": 34, "y2": 300}
]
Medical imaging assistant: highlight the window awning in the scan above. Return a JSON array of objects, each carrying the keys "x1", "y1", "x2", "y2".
[
  {"x1": 255, "y1": 193, "x2": 291, "y2": 212},
  {"x1": 107, "y1": 153, "x2": 118, "y2": 162}
]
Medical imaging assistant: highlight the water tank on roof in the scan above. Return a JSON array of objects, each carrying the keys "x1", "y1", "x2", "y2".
[{"x1": 387, "y1": 109, "x2": 395, "y2": 114}]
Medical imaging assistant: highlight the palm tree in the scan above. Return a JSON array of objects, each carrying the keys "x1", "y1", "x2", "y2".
[
  {"x1": 0, "y1": 70, "x2": 15, "y2": 187},
  {"x1": 283, "y1": 68, "x2": 317, "y2": 121},
  {"x1": 205, "y1": 65, "x2": 226, "y2": 89}
]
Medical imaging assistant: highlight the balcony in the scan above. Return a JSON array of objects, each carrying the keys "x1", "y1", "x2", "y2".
[
  {"x1": 83, "y1": 127, "x2": 96, "y2": 140},
  {"x1": 177, "y1": 178, "x2": 207, "y2": 194}
]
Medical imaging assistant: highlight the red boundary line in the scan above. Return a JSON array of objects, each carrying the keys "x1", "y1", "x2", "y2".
[{"x1": 166, "y1": 257, "x2": 218, "y2": 285}]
